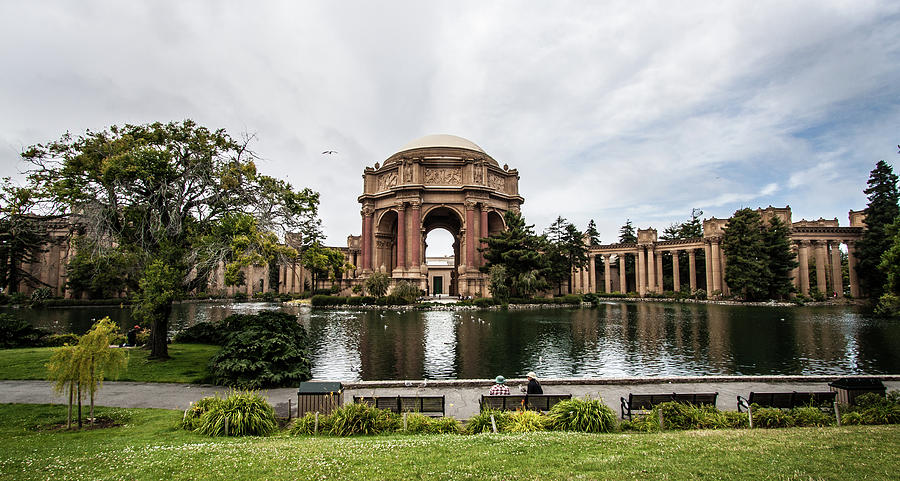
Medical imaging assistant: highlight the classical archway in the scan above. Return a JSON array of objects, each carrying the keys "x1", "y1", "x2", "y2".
[
  {"x1": 423, "y1": 206, "x2": 463, "y2": 296},
  {"x1": 357, "y1": 134, "x2": 524, "y2": 296}
]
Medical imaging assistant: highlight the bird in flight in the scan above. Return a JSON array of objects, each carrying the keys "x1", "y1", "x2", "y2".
[{"x1": 322, "y1": 150, "x2": 338, "y2": 155}]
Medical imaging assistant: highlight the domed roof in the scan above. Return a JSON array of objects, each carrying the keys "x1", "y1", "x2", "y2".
[{"x1": 397, "y1": 134, "x2": 485, "y2": 154}]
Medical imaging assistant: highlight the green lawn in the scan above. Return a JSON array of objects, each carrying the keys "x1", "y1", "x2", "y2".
[
  {"x1": 0, "y1": 344, "x2": 219, "y2": 384},
  {"x1": 0, "y1": 404, "x2": 897, "y2": 480}
]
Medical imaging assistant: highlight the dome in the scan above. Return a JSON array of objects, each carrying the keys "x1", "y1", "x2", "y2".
[{"x1": 397, "y1": 134, "x2": 485, "y2": 154}]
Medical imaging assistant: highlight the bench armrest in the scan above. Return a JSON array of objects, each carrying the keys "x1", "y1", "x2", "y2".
[
  {"x1": 620, "y1": 397, "x2": 629, "y2": 419},
  {"x1": 736, "y1": 395, "x2": 750, "y2": 412}
]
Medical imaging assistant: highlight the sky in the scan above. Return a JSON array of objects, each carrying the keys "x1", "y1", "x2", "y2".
[{"x1": 1, "y1": 0, "x2": 899, "y2": 257}]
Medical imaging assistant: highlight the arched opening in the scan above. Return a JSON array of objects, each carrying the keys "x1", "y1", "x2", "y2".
[
  {"x1": 423, "y1": 206, "x2": 463, "y2": 296},
  {"x1": 374, "y1": 210, "x2": 398, "y2": 274}
]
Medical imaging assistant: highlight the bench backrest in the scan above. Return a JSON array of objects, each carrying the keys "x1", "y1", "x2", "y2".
[
  {"x1": 353, "y1": 395, "x2": 445, "y2": 415},
  {"x1": 480, "y1": 394, "x2": 573, "y2": 412},
  {"x1": 628, "y1": 392, "x2": 718, "y2": 410},
  {"x1": 747, "y1": 391, "x2": 836, "y2": 409}
]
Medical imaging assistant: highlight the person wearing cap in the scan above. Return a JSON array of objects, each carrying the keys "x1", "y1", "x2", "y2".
[
  {"x1": 489, "y1": 375, "x2": 510, "y2": 395},
  {"x1": 525, "y1": 372, "x2": 543, "y2": 394}
]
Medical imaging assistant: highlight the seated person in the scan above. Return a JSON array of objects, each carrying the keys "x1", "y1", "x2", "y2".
[{"x1": 489, "y1": 375, "x2": 510, "y2": 395}]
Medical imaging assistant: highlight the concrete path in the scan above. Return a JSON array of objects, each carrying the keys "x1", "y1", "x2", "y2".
[{"x1": 3, "y1": 376, "x2": 897, "y2": 420}]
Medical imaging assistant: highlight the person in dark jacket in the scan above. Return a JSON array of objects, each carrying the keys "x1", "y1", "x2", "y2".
[{"x1": 525, "y1": 371, "x2": 543, "y2": 394}]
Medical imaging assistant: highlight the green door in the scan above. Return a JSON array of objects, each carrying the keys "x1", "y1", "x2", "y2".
[{"x1": 433, "y1": 276, "x2": 443, "y2": 295}]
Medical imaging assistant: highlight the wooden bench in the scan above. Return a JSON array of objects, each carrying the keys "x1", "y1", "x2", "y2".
[
  {"x1": 480, "y1": 394, "x2": 573, "y2": 412},
  {"x1": 620, "y1": 392, "x2": 719, "y2": 420},
  {"x1": 353, "y1": 395, "x2": 445, "y2": 417},
  {"x1": 736, "y1": 391, "x2": 837, "y2": 412}
]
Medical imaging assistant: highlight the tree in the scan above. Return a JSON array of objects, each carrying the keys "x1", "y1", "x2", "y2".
[
  {"x1": 0, "y1": 180, "x2": 50, "y2": 293},
  {"x1": 721, "y1": 208, "x2": 768, "y2": 300},
  {"x1": 364, "y1": 272, "x2": 390, "y2": 298},
  {"x1": 487, "y1": 264, "x2": 509, "y2": 301},
  {"x1": 77, "y1": 317, "x2": 128, "y2": 425},
  {"x1": 23, "y1": 121, "x2": 320, "y2": 359},
  {"x1": 65, "y1": 237, "x2": 140, "y2": 298},
  {"x1": 763, "y1": 215, "x2": 798, "y2": 299},
  {"x1": 856, "y1": 160, "x2": 900, "y2": 299},
  {"x1": 585, "y1": 219, "x2": 601, "y2": 246},
  {"x1": 301, "y1": 242, "x2": 346, "y2": 290},
  {"x1": 618, "y1": 219, "x2": 637, "y2": 244},
  {"x1": 47, "y1": 343, "x2": 80, "y2": 429},
  {"x1": 875, "y1": 217, "x2": 900, "y2": 316},
  {"x1": 480, "y1": 210, "x2": 549, "y2": 298}
]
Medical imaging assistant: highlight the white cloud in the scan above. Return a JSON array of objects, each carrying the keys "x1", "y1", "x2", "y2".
[{"x1": 1, "y1": 0, "x2": 898, "y2": 245}]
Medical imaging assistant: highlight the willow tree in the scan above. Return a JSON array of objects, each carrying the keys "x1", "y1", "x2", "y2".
[{"x1": 23, "y1": 120, "x2": 320, "y2": 358}]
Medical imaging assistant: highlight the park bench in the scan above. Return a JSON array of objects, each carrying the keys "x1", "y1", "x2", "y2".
[
  {"x1": 736, "y1": 391, "x2": 837, "y2": 412},
  {"x1": 480, "y1": 394, "x2": 573, "y2": 412},
  {"x1": 353, "y1": 395, "x2": 445, "y2": 417},
  {"x1": 620, "y1": 392, "x2": 719, "y2": 420}
]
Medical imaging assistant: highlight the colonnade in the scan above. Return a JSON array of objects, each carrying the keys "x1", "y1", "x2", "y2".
[{"x1": 792, "y1": 239, "x2": 858, "y2": 297}]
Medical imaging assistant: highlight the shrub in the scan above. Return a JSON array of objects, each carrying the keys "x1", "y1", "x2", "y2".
[
  {"x1": 174, "y1": 322, "x2": 223, "y2": 344},
  {"x1": 194, "y1": 390, "x2": 277, "y2": 437},
  {"x1": 466, "y1": 409, "x2": 512, "y2": 434},
  {"x1": 472, "y1": 297, "x2": 496, "y2": 308},
  {"x1": 41, "y1": 333, "x2": 80, "y2": 347},
  {"x1": 582, "y1": 293, "x2": 598, "y2": 304},
  {"x1": 859, "y1": 404, "x2": 900, "y2": 425},
  {"x1": 790, "y1": 406, "x2": 833, "y2": 427},
  {"x1": 311, "y1": 295, "x2": 348, "y2": 306},
  {"x1": 364, "y1": 272, "x2": 390, "y2": 298},
  {"x1": 402, "y1": 412, "x2": 432, "y2": 434},
  {"x1": 392, "y1": 281, "x2": 420, "y2": 304},
  {"x1": 289, "y1": 412, "x2": 333, "y2": 435},
  {"x1": 0, "y1": 314, "x2": 47, "y2": 348},
  {"x1": 326, "y1": 403, "x2": 399, "y2": 436},
  {"x1": 233, "y1": 292, "x2": 248, "y2": 301},
  {"x1": 426, "y1": 416, "x2": 463, "y2": 434},
  {"x1": 721, "y1": 410, "x2": 750, "y2": 429},
  {"x1": 210, "y1": 311, "x2": 311, "y2": 389},
  {"x1": 181, "y1": 396, "x2": 224, "y2": 431},
  {"x1": 855, "y1": 392, "x2": 891, "y2": 409},
  {"x1": 546, "y1": 397, "x2": 616, "y2": 433},
  {"x1": 841, "y1": 411, "x2": 864, "y2": 425},
  {"x1": 561, "y1": 294, "x2": 582, "y2": 304},
  {"x1": 751, "y1": 407, "x2": 794, "y2": 428},
  {"x1": 507, "y1": 410, "x2": 547, "y2": 433},
  {"x1": 29, "y1": 287, "x2": 53, "y2": 307}
]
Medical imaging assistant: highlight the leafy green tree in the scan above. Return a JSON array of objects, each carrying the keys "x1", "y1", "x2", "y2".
[
  {"x1": 480, "y1": 210, "x2": 549, "y2": 298},
  {"x1": 855, "y1": 160, "x2": 900, "y2": 299},
  {"x1": 721, "y1": 208, "x2": 768, "y2": 301},
  {"x1": 487, "y1": 264, "x2": 509, "y2": 301},
  {"x1": 22, "y1": 121, "x2": 320, "y2": 359},
  {"x1": 585, "y1": 219, "x2": 601, "y2": 246},
  {"x1": 364, "y1": 272, "x2": 390, "y2": 298},
  {"x1": 0, "y1": 180, "x2": 50, "y2": 293},
  {"x1": 65, "y1": 237, "x2": 140, "y2": 298},
  {"x1": 763, "y1": 216, "x2": 798, "y2": 299},
  {"x1": 301, "y1": 242, "x2": 346, "y2": 290},
  {"x1": 77, "y1": 317, "x2": 128, "y2": 425},
  {"x1": 132, "y1": 261, "x2": 179, "y2": 357},
  {"x1": 875, "y1": 217, "x2": 900, "y2": 316},
  {"x1": 47, "y1": 343, "x2": 80, "y2": 428}
]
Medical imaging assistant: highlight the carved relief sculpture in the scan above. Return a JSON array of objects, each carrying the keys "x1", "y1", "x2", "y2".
[
  {"x1": 487, "y1": 173, "x2": 505, "y2": 191},
  {"x1": 402, "y1": 158, "x2": 413, "y2": 183},
  {"x1": 377, "y1": 171, "x2": 398, "y2": 191},
  {"x1": 473, "y1": 161, "x2": 484, "y2": 184},
  {"x1": 424, "y1": 167, "x2": 462, "y2": 185}
]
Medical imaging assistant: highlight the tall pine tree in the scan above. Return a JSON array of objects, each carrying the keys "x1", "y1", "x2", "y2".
[
  {"x1": 855, "y1": 160, "x2": 900, "y2": 299},
  {"x1": 763, "y1": 215, "x2": 798, "y2": 299},
  {"x1": 480, "y1": 210, "x2": 549, "y2": 298},
  {"x1": 721, "y1": 208, "x2": 768, "y2": 301}
]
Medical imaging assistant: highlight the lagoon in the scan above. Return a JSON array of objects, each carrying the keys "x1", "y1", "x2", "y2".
[{"x1": 5, "y1": 301, "x2": 898, "y2": 381}]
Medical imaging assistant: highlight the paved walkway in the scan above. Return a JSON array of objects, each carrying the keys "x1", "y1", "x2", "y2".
[{"x1": 2, "y1": 376, "x2": 897, "y2": 420}]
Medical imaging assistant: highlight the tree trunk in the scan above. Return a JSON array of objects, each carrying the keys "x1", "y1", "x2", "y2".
[
  {"x1": 149, "y1": 301, "x2": 172, "y2": 359},
  {"x1": 89, "y1": 360, "x2": 94, "y2": 425},
  {"x1": 67, "y1": 382, "x2": 73, "y2": 429},
  {"x1": 77, "y1": 383, "x2": 82, "y2": 429}
]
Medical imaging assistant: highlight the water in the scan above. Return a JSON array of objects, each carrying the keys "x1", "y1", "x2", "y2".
[{"x1": 6, "y1": 301, "x2": 899, "y2": 380}]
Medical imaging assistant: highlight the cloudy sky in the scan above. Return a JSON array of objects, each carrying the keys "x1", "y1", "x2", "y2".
[{"x1": 2, "y1": 1, "x2": 898, "y2": 256}]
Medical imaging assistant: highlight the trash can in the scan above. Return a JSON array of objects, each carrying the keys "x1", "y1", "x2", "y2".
[
  {"x1": 296, "y1": 382, "x2": 343, "y2": 417},
  {"x1": 828, "y1": 377, "x2": 886, "y2": 406}
]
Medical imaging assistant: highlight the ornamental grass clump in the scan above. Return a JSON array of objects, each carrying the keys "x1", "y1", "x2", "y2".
[
  {"x1": 546, "y1": 397, "x2": 616, "y2": 433},
  {"x1": 789, "y1": 406, "x2": 833, "y2": 427},
  {"x1": 326, "y1": 403, "x2": 399, "y2": 436},
  {"x1": 402, "y1": 412, "x2": 432, "y2": 434},
  {"x1": 465, "y1": 408, "x2": 512, "y2": 434},
  {"x1": 194, "y1": 390, "x2": 277, "y2": 437},
  {"x1": 289, "y1": 412, "x2": 333, "y2": 435},
  {"x1": 506, "y1": 410, "x2": 547, "y2": 433},
  {"x1": 751, "y1": 406, "x2": 795, "y2": 428},
  {"x1": 846, "y1": 392, "x2": 900, "y2": 425},
  {"x1": 425, "y1": 416, "x2": 463, "y2": 434},
  {"x1": 180, "y1": 396, "x2": 224, "y2": 431}
]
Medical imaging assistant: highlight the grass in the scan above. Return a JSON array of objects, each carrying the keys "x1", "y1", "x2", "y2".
[
  {"x1": 0, "y1": 344, "x2": 219, "y2": 383},
  {"x1": 0, "y1": 404, "x2": 898, "y2": 480}
]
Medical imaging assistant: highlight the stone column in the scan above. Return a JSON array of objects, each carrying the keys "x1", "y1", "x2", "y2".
[
  {"x1": 361, "y1": 207, "x2": 374, "y2": 271},
  {"x1": 396, "y1": 204, "x2": 406, "y2": 269},
  {"x1": 710, "y1": 240, "x2": 722, "y2": 294},
  {"x1": 704, "y1": 242, "x2": 713, "y2": 292},
  {"x1": 589, "y1": 254, "x2": 597, "y2": 293},
  {"x1": 480, "y1": 205, "x2": 489, "y2": 267},
  {"x1": 719, "y1": 247, "x2": 729, "y2": 296},
  {"x1": 603, "y1": 254, "x2": 612, "y2": 293},
  {"x1": 830, "y1": 241, "x2": 843, "y2": 298},
  {"x1": 672, "y1": 250, "x2": 681, "y2": 292},
  {"x1": 688, "y1": 249, "x2": 697, "y2": 291},
  {"x1": 636, "y1": 248, "x2": 646, "y2": 296},
  {"x1": 847, "y1": 240, "x2": 860, "y2": 297},
  {"x1": 790, "y1": 244, "x2": 799, "y2": 293},
  {"x1": 618, "y1": 255, "x2": 626, "y2": 293},
  {"x1": 646, "y1": 248, "x2": 656, "y2": 294},
  {"x1": 410, "y1": 202, "x2": 421, "y2": 270},
  {"x1": 655, "y1": 251, "x2": 663, "y2": 292},
  {"x1": 465, "y1": 201, "x2": 475, "y2": 269},
  {"x1": 798, "y1": 240, "x2": 810, "y2": 296},
  {"x1": 815, "y1": 241, "x2": 827, "y2": 294}
]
